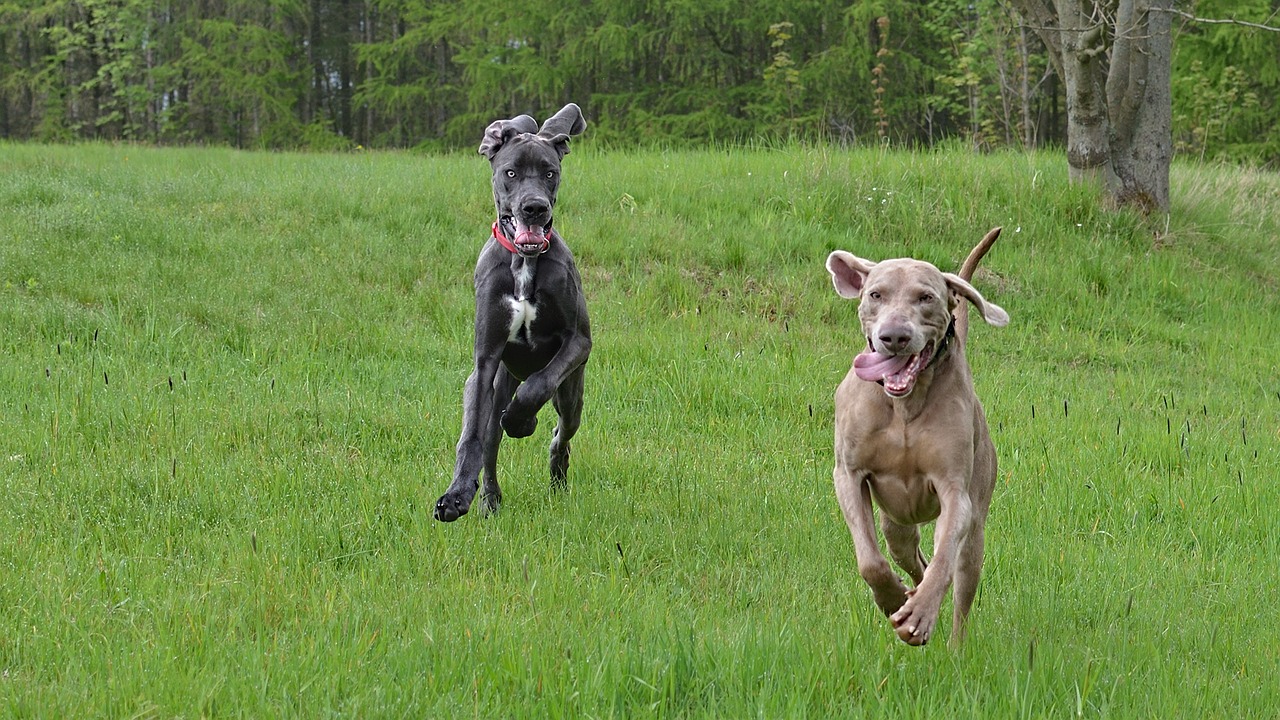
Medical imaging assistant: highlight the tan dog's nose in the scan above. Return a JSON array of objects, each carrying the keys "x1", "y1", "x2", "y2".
[{"x1": 877, "y1": 324, "x2": 913, "y2": 353}]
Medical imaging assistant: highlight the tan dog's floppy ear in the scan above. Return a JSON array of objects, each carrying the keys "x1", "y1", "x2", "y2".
[
  {"x1": 943, "y1": 273, "x2": 1009, "y2": 326},
  {"x1": 826, "y1": 251, "x2": 877, "y2": 299}
]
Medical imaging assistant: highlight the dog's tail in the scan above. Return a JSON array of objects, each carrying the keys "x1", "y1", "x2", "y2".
[{"x1": 955, "y1": 226, "x2": 1001, "y2": 343}]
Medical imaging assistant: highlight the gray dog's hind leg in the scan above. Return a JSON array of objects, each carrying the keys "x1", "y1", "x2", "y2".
[
  {"x1": 477, "y1": 368, "x2": 519, "y2": 516},
  {"x1": 548, "y1": 365, "x2": 585, "y2": 488}
]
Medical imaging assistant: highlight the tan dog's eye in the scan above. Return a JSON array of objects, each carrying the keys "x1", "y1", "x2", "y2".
[
  {"x1": 919, "y1": 293, "x2": 934, "y2": 303},
  {"x1": 868, "y1": 291, "x2": 882, "y2": 300}
]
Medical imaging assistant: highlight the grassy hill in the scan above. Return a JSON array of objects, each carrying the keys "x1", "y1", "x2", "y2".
[{"x1": 2, "y1": 142, "x2": 1278, "y2": 717}]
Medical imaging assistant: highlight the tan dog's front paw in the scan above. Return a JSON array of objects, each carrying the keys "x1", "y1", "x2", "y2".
[
  {"x1": 871, "y1": 584, "x2": 909, "y2": 617},
  {"x1": 890, "y1": 591, "x2": 941, "y2": 646}
]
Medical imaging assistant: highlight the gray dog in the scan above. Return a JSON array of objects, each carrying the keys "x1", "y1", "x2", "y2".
[
  {"x1": 434, "y1": 103, "x2": 591, "y2": 522},
  {"x1": 825, "y1": 228, "x2": 1008, "y2": 645}
]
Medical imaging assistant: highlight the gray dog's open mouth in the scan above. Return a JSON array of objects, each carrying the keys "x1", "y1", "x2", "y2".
[
  {"x1": 506, "y1": 216, "x2": 551, "y2": 256},
  {"x1": 853, "y1": 340, "x2": 936, "y2": 397}
]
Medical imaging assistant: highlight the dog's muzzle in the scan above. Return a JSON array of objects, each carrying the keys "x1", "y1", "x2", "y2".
[{"x1": 494, "y1": 217, "x2": 551, "y2": 256}]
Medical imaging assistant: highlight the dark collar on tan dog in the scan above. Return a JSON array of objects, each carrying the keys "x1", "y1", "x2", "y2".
[{"x1": 933, "y1": 315, "x2": 957, "y2": 366}]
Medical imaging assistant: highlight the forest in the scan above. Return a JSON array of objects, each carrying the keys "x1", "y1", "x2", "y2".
[{"x1": 1, "y1": 0, "x2": 1277, "y2": 163}]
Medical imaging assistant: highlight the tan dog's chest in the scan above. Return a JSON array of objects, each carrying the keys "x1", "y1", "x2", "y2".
[
  {"x1": 840, "y1": 425, "x2": 947, "y2": 525},
  {"x1": 835, "y1": 373, "x2": 977, "y2": 525}
]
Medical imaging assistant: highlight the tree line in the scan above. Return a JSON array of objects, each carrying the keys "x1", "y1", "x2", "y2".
[{"x1": 1, "y1": 0, "x2": 1275, "y2": 163}]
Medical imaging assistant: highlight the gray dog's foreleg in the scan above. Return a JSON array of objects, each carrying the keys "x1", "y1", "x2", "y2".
[
  {"x1": 436, "y1": 356, "x2": 502, "y2": 522},
  {"x1": 501, "y1": 334, "x2": 591, "y2": 439}
]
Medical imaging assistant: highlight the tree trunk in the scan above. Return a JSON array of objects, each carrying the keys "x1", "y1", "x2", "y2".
[
  {"x1": 1019, "y1": 26, "x2": 1033, "y2": 148},
  {"x1": 1055, "y1": 0, "x2": 1115, "y2": 188},
  {"x1": 1009, "y1": 0, "x2": 1173, "y2": 213},
  {"x1": 1106, "y1": 0, "x2": 1172, "y2": 213}
]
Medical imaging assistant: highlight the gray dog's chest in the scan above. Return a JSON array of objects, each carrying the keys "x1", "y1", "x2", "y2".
[
  {"x1": 499, "y1": 285, "x2": 561, "y2": 379},
  {"x1": 505, "y1": 259, "x2": 541, "y2": 346},
  {"x1": 506, "y1": 294, "x2": 539, "y2": 345}
]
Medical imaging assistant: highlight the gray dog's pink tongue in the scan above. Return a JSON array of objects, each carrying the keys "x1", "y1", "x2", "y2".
[
  {"x1": 854, "y1": 350, "x2": 912, "y2": 382},
  {"x1": 512, "y1": 220, "x2": 545, "y2": 247}
]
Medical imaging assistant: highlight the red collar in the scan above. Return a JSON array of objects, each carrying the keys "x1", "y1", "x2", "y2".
[{"x1": 492, "y1": 220, "x2": 552, "y2": 255}]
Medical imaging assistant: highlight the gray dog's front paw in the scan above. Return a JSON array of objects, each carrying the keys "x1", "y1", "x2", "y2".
[
  {"x1": 434, "y1": 493, "x2": 470, "y2": 522},
  {"x1": 501, "y1": 409, "x2": 538, "y2": 438}
]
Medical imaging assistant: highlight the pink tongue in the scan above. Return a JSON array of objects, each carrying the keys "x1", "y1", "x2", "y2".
[
  {"x1": 513, "y1": 223, "x2": 545, "y2": 246},
  {"x1": 853, "y1": 350, "x2": 913, "y2": 382}
]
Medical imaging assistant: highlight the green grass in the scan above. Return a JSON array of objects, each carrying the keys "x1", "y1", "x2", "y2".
[{"x1": 1, "y1": 142, "x2": 1278, "y2": 717}]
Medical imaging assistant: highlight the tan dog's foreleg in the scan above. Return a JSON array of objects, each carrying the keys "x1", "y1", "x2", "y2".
[{"x1": 835, "y1": 468, "x2": 911, "y2": 616}]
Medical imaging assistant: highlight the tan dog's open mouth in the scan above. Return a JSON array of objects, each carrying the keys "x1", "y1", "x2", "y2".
[{"x1": 853, "y1": 340, "x2": 936, "y2": 397}]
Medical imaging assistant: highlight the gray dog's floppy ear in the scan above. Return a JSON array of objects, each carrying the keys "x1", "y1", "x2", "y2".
[
  {"x1": 478, "y1": 114, "x2": 539, "y2": 159},
  {"x1": 539, "y1": 103, "x2": 586, "y2": 139},
  {"x1": 826, "y1": 251, "x2": 877, "y2": 299},
  {"x1": 943, "y1": 273, "x2": 1010, "y2": 327},
  {"x1": 538, "y1": 103, "x2": 587, "y2": 158}
]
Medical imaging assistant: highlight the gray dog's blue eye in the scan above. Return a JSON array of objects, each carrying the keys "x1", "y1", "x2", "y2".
[
  {"x1": 546, "y1": 171, "x2": 555, "y2": 179},
  {"x1": 506, "y1": 170, "x2": 516, "y2": 178}
]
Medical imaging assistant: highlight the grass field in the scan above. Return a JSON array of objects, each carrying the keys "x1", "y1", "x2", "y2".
[{"x1": 2, "y1": 141, "x2": 1278, "y2": 718}]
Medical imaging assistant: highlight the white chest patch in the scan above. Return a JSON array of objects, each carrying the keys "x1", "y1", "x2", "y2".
[
  {"x1": 515, "y1": 261, "x2": 534, "y2": 286},
  {"x1": 507, "y1": 296, "x2": 538, "y2": 343}
]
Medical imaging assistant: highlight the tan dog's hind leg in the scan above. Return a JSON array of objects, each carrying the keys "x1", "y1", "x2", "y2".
[
  {"x1": 881, "y1": 517, "x2": 927, "y2": 586},
  {"x1": 951, "y1": 434, "x2": 995, "y2": 644},
  {"x1": 950, "y1": 524, "x2": 986, "y2": 645}
]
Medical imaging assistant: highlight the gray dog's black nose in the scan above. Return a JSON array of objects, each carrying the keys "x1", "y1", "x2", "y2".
[{"x1": 521, "y1": 199, "x2": 549, "y2": 218}]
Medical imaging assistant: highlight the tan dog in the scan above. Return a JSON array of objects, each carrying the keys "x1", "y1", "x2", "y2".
[{"x1": 825, "y1": 228, "x2": 1008, "y2": 646}]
